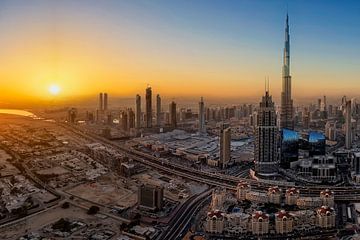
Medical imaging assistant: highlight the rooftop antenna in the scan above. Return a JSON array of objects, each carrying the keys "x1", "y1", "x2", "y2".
[
  {"x1": 264, "y1": 76, "x2": 266, "y2": 93},
  {"x1": 265, "y1": 76, "x2": 270, "y2": 93}
]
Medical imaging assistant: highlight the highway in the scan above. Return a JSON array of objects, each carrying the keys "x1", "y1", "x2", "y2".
[
  {"x1": 61, "y1": 123, "x2": 360, "y2": 202},
  {"x1": 159, "y1": 190, "x2": 212, "y2": 240}
]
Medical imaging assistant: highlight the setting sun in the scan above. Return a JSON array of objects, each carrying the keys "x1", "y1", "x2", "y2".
[{"x1": 49, "y1": 84, "x2": 61, "y2": 95}]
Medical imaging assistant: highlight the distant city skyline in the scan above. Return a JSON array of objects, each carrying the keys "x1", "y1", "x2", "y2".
[{"x1": 1, "y1": 0, "x2": 360, "y2": 106}]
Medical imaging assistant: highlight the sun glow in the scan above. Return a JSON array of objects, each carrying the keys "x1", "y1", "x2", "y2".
[{"x1": 49, "y1": 84, "x2": 61, "y2": 95}]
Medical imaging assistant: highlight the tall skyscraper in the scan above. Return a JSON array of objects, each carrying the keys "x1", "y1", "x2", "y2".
[
  {"x1": 135, "y1": 94, "x2": 141, "y2": 129},
  {"x1": 322, "y1": 96, "x2": 327, "y2": 111},
  {"x1": 199, "y1": 97, "x2": 206, "y2": 134},
  {"x1": 219, "y1": 123, "x2": 231, "y2": 169},
  {"x1": 280, "y1": 14, "x2": 294, "y2": 130},
  {"x1": 121, "y1": 111, "x2": 128, "y2": 131},
  {"x1": 156, "y1": 94, "x2": 161, "y2": 126},
  {"x1": 145, "y1": 86, "x2": 152, "y2": 128},
  {"x1": 255, "y1": 87, "x2": 279, "y2": 176},
  {"x1": 345, "y1": 100, "x2": 352, "y2": 149},
  {"x1": 99, "y1": 93, "x2": 104, "y2": 111},
  {"x1": 127, "y1": 108, "x2": 135, "y2": 129},
  {"x1": 169, "y1": 101, "x2": 177, "y2": 128},
  {"x1": 103, "y1": 93, "x2": 108, "y2": 111}
]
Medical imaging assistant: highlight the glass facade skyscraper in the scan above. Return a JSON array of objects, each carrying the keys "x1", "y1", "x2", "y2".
[{"x1": 280, "y1": 128, "x2": 299, "y2": 169}]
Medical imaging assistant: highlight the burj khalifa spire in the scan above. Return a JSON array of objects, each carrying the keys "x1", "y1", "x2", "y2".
[{"x1": 280, "y1": 13, "x2": 294, "y2": 130}]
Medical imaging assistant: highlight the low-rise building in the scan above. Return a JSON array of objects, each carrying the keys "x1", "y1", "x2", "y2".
[
  {"x1": 245, "y1": 191, "x2": 268, "y2": 204},
  {"x1": 206, "y1": 210, "x2": 225, "y2": 233},
  {"x1": 285, "y1": 187, "x2": 299, "y2": 205},
  {"x1": 296, "y1": 197, "x2": 322, "y2": 209},
  {"x1": 251, "y1": 211, "x2": 269, "y2": 235},
  {"x1": 320, "y1": 189, "x2": 334, "y2": 207},
  {"x1": 316, "y1": 206, "x2": 336, "y2": 228},
  {"x1": 267, "y1": 186, "x2": 282, "y2": 204},
  {"x1": 236, "y1": 181, "x2": 251, "y2": 201},
  {"x1": 211, "y1": 188, "x2": 226, "y2": 211},
  {"x1": 275, "y1": 210, "x2": 294, "y2": 234}
]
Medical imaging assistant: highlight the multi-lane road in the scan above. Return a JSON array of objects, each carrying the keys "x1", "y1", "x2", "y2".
[{"x1": 61, "y1": 123, "x2": 360, "y2": 202}]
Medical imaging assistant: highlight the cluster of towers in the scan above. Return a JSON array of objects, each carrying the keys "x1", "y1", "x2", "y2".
[
  {"x1": 135, "y1": 86, "x2": 177, "y2": 129},
  {"x1": 255, "y1": 14, "x2": 294, "y2": 177},
  {"x1": 99, "y1": 92, "x2": 108, "y2": 111},
  {"x1": 134, "y1": 86, "x2": 207, "y2": 134}
]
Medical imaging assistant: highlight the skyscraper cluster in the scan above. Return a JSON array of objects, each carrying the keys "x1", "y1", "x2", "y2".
[
  {"x1": 99, "y1": 92, "x2": 108, "y2": 111},
  {"x1": 135, "y1": 85, "x2": 164, "y2": 129}
]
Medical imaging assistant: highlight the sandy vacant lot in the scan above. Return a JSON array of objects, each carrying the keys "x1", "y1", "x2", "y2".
[{"x1": 67, "y1": 180, "x2": 137, "y2": 208}]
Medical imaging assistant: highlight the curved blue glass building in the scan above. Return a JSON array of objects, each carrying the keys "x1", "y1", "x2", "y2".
[{"x1": 280, "y1": 128, "x2": 299, "y2": 168}]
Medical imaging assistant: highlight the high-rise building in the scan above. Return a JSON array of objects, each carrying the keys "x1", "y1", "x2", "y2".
[
  {"x1": 219, "y1": 123, "x2": 231, "y2": 169},
  {"x1": 121, "y1": 111, "x2": 128, "y2": 131},
  {"x1": 138, "y1": 184, "x2": 164, "y2": 212},
  {"x1": 169, "y1": 101, "x2": 177, "y2": 128},
  {"x1": 99, "y1": 93, "x2": 104, "y2": 111},
  {"x1": 345, "y1": 100, "x2": 352, "y2": 149},
  {"x1": 280, "y1": 14, "x2": 294, "y2": 130},
  {"x1": 280, "y1": 128, "x2": 299, "y2": 169},
  {"x1": 145, "y1": 86, "x2": 152, "y2": 128},
  {"x1": 103, "y1": 93, "x2": 108, "y2": 111},
  {"x1": 127, "y1": 108, "x2": 135, "y2": 129},
  {"x1": 199, "y1": 97, "x2": 206, "y2": 134},
  {"x1": 255, "y1": 88, "x2": 279, "y2": 176},
  {"x1": 156, "y1": 94, "x2": 161, "y2": 126},
  {"x1": 135, "y1": 94, "x2": 141, "y2": 129},
  {"x1": 68, "y1": 108, "x2": 77, "y2": 124}
]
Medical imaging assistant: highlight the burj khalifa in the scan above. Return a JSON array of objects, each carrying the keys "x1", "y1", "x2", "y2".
[{"x1": 280, "y1": 14, "x2": 294, "y2": 130}]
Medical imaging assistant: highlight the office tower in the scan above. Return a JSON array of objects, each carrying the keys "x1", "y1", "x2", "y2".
[
  {"x1": 342, "y1": 96, "x2": 347, "y2": 105},
  {"x1": 199, "y1": 97, "x2": 206, "y2": 134},
  {"x1": 107, "y1": 113, "x2": 112, "y2": 125},
  {"x1": 323, "y1": 96, "x2": 327, "y2": 111},
  {"x1": 86, "y1": 111, "x2": 94, "y2": 123},
  {"x1": 127, "y1": 108, "x2": 135, "y2": 129},
  {"x1": 255, "y1": 87, "x2": 278, "y2": 176},
  {"x1": 103, "y1": 93, "x2": 108, "y2": 111},
  {"x1": 219, "y1": 123, "x2": 231, "y2": 169},
  {"x1": 138, "y1": 184, "x2": 164, "y2": 211},
  {"x1": 99, "y1": 93, "x2": 104, "y2": 111},
  {"x1": 169, "y1": 101, "x2": 177, "y2": 128},
  {"x1": 67, "y1": 108, "x2": 77, "y2": 124},
  {"x1": 121, "y1": 111, "x2": 128, "y2": 131},
  {"x1": 280, "y1": 129, "x2": 299, "y2": 169},
  {"x1": 280, "y1": 14, "x2": 294, "y2": 130},
  {"x1": 328, "y1": 104, "x2": 333, "y2": 117},
  {"x1": 317, "y1": 98, "x2": 322, "y2": 111},
  {"x1": 353, "y1": 153, "x2": 360, "y2": 175},
  {"x1": 145, "y1": 86, "x2": 152, "y2": 128},
  {"x1": 309, "y1": 131, "x2": 326, "y2": 156},
  {"x1": 345, "y1": 100, "x2": 352, "y2": 149},
  {"x1": 205, "y1": 107, "x2": 211, "y2": 121},
  {"x1": 325, "y1": 121, "x2": 337, "y2": 141},
  {"x1": 135, "y1": 94, "x2": 141, "y2": 129},
  {"x1": 156, "y1": 94, "x2": 161, "y2": 126}
]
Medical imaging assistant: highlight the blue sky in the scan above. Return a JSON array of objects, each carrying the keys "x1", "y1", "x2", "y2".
[{"x1": 0, "y1": 0, "x2": 360, "y2": 104}]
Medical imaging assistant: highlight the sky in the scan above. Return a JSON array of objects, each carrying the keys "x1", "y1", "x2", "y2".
[{"x1": 0, "y1": 0, "x2": 360, "y2": 107}]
